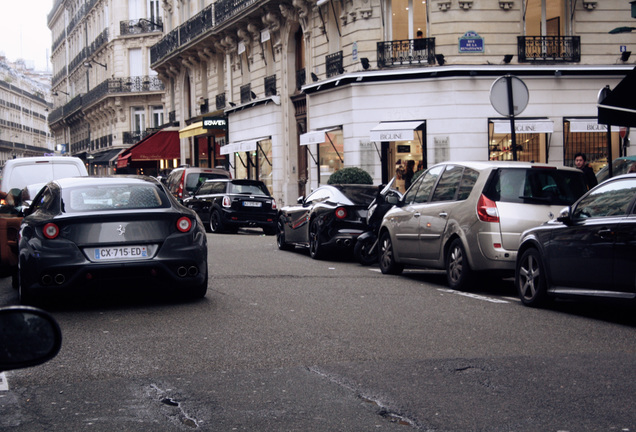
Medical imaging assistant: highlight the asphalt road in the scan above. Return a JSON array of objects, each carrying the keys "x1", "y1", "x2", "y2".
[{"x1": 0, "y1": 229, "x2": 635, "y2": 431}]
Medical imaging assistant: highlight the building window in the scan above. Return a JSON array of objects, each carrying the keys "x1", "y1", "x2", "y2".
[
  {"x1": 389, "y1": 0, "x2": 428, "y2": 40},
  {"x1": 152, "y1": 106, "x2": 163, "y2": 127}
]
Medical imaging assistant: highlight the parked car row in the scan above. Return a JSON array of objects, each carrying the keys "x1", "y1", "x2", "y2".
[{"x1": 275, "y1": 160, "x2": 636, "y2": 308}]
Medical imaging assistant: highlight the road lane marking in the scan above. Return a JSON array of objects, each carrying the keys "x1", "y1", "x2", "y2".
[
  {"x1": 437, "y1": 288, "x2": 510, "y2": 303},
  {"x1": 0, "y1": 372, "x2": 8, "y2": 391}
]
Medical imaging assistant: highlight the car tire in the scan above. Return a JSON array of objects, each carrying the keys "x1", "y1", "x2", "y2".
[
  {"x1": 210, "y1": 210, "x2": 225, "y2": 233},
  {"x1": 276, "y1": 216, "x2": 294, "y2": 251},
  {"x1": 309, "y1": 220, "x2": 324, "y2": 260},
  {"x1": 446, "y1": 238, "x2": 473, "y2": 290},
  {"x1": 516, "y1": 248, "x2": 549, "y2": 307},
  {"x1": 18, "y1": 274, "x2": 34, "y2": 305},
  {"x1": 379, "y1": 231, "x2": 404, "y2": 275}
]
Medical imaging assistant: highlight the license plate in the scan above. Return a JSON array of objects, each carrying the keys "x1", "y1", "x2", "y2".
[
  {"x1": 93, "y1": 246, "x2": 148, "y2": 260},
  {"x1": 243, "y1": 201, "x2": 262, "y2": 207}
]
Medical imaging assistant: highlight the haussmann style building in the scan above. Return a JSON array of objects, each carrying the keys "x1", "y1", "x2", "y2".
[{"x1": 49, "y1": 0, "x2": 636, "y2": 205}]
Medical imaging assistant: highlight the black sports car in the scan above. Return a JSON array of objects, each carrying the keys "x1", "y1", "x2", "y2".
[
  {"x1": 277, "y1": 184, "x2": 377, "y2": 259},
  {"x1": 515, "y1": 174, "x2": 636, "y2": 307},
  {"x1": 17, "y1": 176, "x2": 208, "y2": 304},
  {"x1": 183, "y1": 179, "x2": 277, "y2": 234}
]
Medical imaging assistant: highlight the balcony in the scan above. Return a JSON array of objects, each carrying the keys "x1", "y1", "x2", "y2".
[
  {"x1": 326, "y1": 51, "x2": 344, "y2": 78},
  {"x1": 50, "y1": 77, "x2": 164, "y2": 127},
  {"x1": 123, "y1": 130, "x2": 153, "y2": 144},
  {"x1": 240, "y1": 84, "x2": 253, "y2": 104},
  {"x1": 216, "y1": 93, "x2": 226, "y2": 110},
  {"x1": 377, "y1": 38, "x2": 436, "y2": 68},
  {"x1": 517, "y1": 36, "x2": 581, "y2": 63},
  {"x1": 296, "y1": 69, "x2": 306, "y2": 91},
  {"x1": 264, "y1": 75, "x2": 277, "y2": 96}
]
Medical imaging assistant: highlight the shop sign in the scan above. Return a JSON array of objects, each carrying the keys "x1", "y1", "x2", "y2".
[
  {"x1": 203, "y1": 116, "x2": 227, "y2": 130},
  {"x1": 569, "y1": 121, "x2": 608, "y2": 133},
  {"x1": 459, "y1": 31, "x2": 484, "y2": 53}
]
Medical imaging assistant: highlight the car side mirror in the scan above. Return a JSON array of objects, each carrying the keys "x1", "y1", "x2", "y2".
[
  {"x1": 0, "y1": 306, "x2": 62, "y2": 372},
  {"x1": 386, "y1": 195, "x2": 400, "y2": 205},
  {"x1": 297, "y1": 196, "x2": 304, "y2": 205},
  {"x1": 556, "y1": 206, "x2": 572, "y2": 224}
]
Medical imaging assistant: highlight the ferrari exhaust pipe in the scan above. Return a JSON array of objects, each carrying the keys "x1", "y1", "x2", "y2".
[
  {"x1": 41, "y1": 274, "x2": 53, "y2": 285},
  {"x1": 188, "y1": 266, "x2": 199, "y2": 277},
  {"x1": 177, "y1": 266, "x2": 188, "y2": 277}
]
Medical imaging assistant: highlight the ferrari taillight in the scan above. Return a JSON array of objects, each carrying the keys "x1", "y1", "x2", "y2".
[
  {"x1": 335, "y1": 207, "x2": 348, "y2": 220},
  {"x1": 43, "y1": 223, "x2": 60, "y2": 239},
  {"x1": 177, "y1": 217, "x2": 192, "y2": 232}
]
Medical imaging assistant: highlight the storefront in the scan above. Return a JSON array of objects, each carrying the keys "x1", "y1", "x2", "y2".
[
  {"x1": 369, "y1": 120, "x2": 426, "y2": 192},
  {"x1": 178, "y1": 114, "x2": 229, "y2": 170},
  {"x1": 116, "y1": 128, "x2": 180, "y2": 176},
  {"x1": 299, "y1": 127, "x2": 344, "y2": 186},
  {"x1": 220, "y1": 137, "x2": 273, "y2": 193},
  {"x1": 488, "y1": 118, "x2": 554, "y2": 163}
]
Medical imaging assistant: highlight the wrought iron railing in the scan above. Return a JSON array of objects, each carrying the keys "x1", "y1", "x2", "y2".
[
  {"x1": 377, "y1": 38, "x2": 436, "y2": 68},
  {"x1": 180, "y1": 5, "x2": 213, "y2": 46},
  {"x1": 517, "y1": 36, "x2": 581, "y2": 62},
  {"x1": 200, "y1": 99, "x2": 209, "y2": 114},
  {"x1": 326, "y1": 51, "x2": 344, "y2": 78},
  {"x1": 216, "y1": 93, "x2": 226, "y2": 110},
  {"x1": 83, "y1": 76, "x2": 164, "y2": 107},
  {"x1": 296, "y1": 68, "x2": 306, "y2": 90},
  {"x1": 120, "y1": 18, "x2": 163, "y2": 36},
  {"x1": 151, "y1": 0, "x2": 261, "y2": 65},
  {"x1": 240, "y1": 84, "x2": 252, "y2": 104},
  {"x1": 264, "y1": 75, "x2": 277, "y2": 96},
  {"x1": 123, "y1": 130, "x2": 153, "y2": 144}
]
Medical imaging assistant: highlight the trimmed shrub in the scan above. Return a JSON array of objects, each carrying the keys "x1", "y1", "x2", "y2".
[{"x1": 327, "y1": 167, "x2": 373, "y2": 185}]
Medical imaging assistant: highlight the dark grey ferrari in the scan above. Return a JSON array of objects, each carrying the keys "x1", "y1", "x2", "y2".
[
  {"x1": 277, "y1": 184, "x2": 377, "y2": 259},
  {"x1": 17, "y1": 176, "x2": 208, "y2": 304}
]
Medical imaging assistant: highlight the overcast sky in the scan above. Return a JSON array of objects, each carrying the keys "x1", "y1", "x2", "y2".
[{"x1": 0, "y1": 0, "x2": 53, "y2": 71}]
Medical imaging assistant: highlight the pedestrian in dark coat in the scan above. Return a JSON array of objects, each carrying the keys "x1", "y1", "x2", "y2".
[{"x1": 574, "y1": 152, "x2": 598, "y2": 190}]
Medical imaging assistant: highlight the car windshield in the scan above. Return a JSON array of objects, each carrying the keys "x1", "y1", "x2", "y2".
[
  {"x1": 64, "y1": 184, "x2": 171, "y2": 211},
  {"x1": 336, "y1": 186, "x2": 377, "y2": 205},
  {"x1": 228, "y1": 183, "x2": 269, "y2": 195},
  {"x1": 485, "y1": 168, "x2": 588, "y2": 206}
]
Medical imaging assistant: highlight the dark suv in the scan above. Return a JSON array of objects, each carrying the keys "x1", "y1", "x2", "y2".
[
  {"x1": 379, "y1": 161, "x2": 588, "y2": 290},
  {"x1": 182, "y1": 179, "x2": 277, "y2": 234},
  {"x1": 164, "y1": 166, "x2": 231, "y2": 201}
]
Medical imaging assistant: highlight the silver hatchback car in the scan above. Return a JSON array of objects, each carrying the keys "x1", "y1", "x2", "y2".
[{"x1": 378, "y1": 161, "x2": 588, "y2": 290}]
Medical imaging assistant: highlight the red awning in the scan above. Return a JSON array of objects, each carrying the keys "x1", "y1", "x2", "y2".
[
  {"x1": 117, "y1": 130, "x2": 180, "y2": 167},
  {"x1": 116, "y1": 153, "x2": 131, "y2": 169}
]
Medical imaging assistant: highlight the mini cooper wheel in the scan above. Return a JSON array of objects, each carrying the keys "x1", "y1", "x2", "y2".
[
  {"x1": 277, "y1": 216, "x2": 294, "y2": 251},
  {"x1": 309, "y1": 220, "x2": 324, "y2": 260},
  {"x1": 516, "y1": 248, "x2": 549, "y2": 307},
  {"x1": 446, "y1": 238, "x2": 473, "y2": 291},
  {"x1": 379, "y1": 231, "x2": 404, "y2": 275},
  {"x1": 210, "y1": 210, "x2": 225, "y2": 233}
]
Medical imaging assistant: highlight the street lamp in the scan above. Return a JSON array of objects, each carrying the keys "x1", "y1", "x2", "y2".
[
  {"x1": 84, "y1": 59, "x2": 107, "y2": 70},
  {"x1": 136, "y1": 18, "x2": 163, "y2": 31}
]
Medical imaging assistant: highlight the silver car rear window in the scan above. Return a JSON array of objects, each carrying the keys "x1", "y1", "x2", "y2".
[{"x1": 485, "y1": 168, "x2": 587, "y2": 206}]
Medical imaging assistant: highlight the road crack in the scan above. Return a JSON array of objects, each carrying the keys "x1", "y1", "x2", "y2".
[{"x1": 307, "y1": 366, "x2": 420, "y2": 428}]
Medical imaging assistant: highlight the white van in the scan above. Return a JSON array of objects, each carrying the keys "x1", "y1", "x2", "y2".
[{"x1": 1, "y1": 156, "x2": 88, "y2": 200}]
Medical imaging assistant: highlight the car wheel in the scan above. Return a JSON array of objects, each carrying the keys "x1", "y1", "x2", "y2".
[
  {"x1": 210, "y1": 210, "x2": 225, "y2": 233},
  {"x1": 18, "y1": 273, "x2": 34, "y2": 305},
  {"x1": 309, "y1": 220, "x2": 324, "y2": 260},
  {"x1": 379, "y1": 231, "x2": 404, "y2": 275},
  {"x1": 446, "y1": 238, "x2": 473, "y2": 290},
  {"x1": 276, "y1": 216, "x2": 294, "y2": 251},
  {"x1": 516, "y1": 248, "x2": 549, "y2": 307}
]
